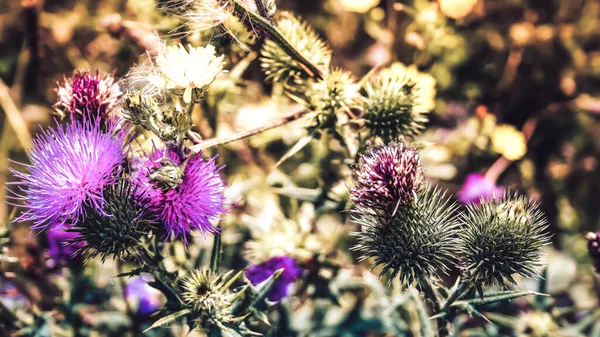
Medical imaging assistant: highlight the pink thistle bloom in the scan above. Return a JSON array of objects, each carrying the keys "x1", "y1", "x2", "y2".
[
  {"x1": 7, "y1": 119, "x2": 127, "y2": 231},
  {"x1": 54, "y1": 70, "x2": 121, "y2": 120},
  {"x1": 133, "y1": 147, "x2": 228, "y2": 243},
  {"x1": 457, "y1": 173, "x2": 504, "y2": 204}
]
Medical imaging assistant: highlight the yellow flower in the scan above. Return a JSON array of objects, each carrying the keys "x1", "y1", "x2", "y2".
[
  {"x1": 439, "y1": 0, "x2": 478, "y2": 20},
  {"x1": 156, "y1": 43, "x2": 225, "y2": 103},
  {"x1": 491, "y1": 124, "x2": 527, "y2": 161},
  {"x1": 338, "y1": 0, "x2": 380, "y2": 14}
]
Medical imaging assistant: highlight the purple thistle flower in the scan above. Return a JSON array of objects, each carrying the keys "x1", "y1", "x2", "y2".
[
  {"x1": 46, "y1": 227, "x2": 84, "y2": 266},
  {"x1": 457, "y1": 173, "x2": 504, "y2": 204},
  {"x1": 125, "y1": 275, "x2": 162, "y2": 316},
  {"x1": 54, "y1": 70, "x2": 121, "y2": 120},
  {"x1": 8, "y1": 119, "x2": 127, "y2": 231},
  {"x1": 246, "y1": 256, "x2": 302, "y2": 302},
  {"x1": 133, "y1": 147, "x2": 227, "y2": 243},
  {"x1": 350, "y1": 141, "x2": 422, "y2": 212}
]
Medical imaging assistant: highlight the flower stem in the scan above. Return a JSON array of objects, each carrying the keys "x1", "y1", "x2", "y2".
[
  {"x1": 419, "y1": 277, "x2": 449, "y2": 337},
  {"x1": 230, "y1": 0, "x2": 323, "y2": 80},
  {"x1": 253, "y1": 0, "x2": 271, "y2": 21},
  {"x1": 138, "y1": 248, "x2": 183, "y2": 304},
  {"x1": 189, "y1": 108, "x2": 310, "y2": 153}
]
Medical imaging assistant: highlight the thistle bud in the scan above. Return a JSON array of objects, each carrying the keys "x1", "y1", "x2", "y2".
[
  {"x1": 70, "y1": 180, "x2": 156, "y2": 262},
  {"x1": 181, "y1": 269, "x2": 255, "y2": 336},
  {"x1": 121, "y1": 90, "x2": 158, "y2": 126},
  {"x1": 351, "y1": 184, "x2": 459, "y2": 286},
  {"x1": 362, "y1": 64, "x2": 432, "y2": 141},
  {"x1": 458, "y1": 192, "x2": 552, "y2": 286},
  {"x1": 306, "y1": 68, "x2": 361, "y2": 115},
  {"x1": 261, "y1": 14, "x2": 331, "y2": 93},
  {"x1": 350, "y1": 141, "x2": 422, "y2": 212}
]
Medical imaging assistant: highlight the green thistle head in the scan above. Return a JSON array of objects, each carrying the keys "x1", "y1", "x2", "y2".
[
  {"x1": 181, "y1": 269, "x2": 254, "y2": 336},
  {"x1": 306, "y1": 68, "x2": 362, "y2": 115},
  {"x1": 351, "y1": 184, "x2": 460, "y2": 286},
  {"x1": 362, "y1": 67, "x2": 430, "y2": 141},
  {"x1": 70, "y1": 179, "x2": 156, "y2": 262},
  {"x1": 458, "y1": 192, "x2": 552, "y2": 286},
  {"x1": 261, "y1": 14, "x2": 331, "y2": 93}
]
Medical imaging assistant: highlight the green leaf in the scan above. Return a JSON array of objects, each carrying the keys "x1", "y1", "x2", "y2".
[
  {"x1": 453, "y1": 290, "x2": 546, "y2": 307},
  {"x1": 144, "y1": 308, "x2": 192, "y2": 332}
]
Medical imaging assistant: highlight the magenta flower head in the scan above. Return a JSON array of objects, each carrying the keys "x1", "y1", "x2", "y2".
[
  {"x1": 350, "y1": 141, "x2": 422, "y2": 212},
  {"x1": 54, "y1": 70, "x2": 121, "y2": 120},
  {"x1": 8, "y1": 119, "x2": 127, "y2": 231},
  {"x1": 245, "y1": 256, "x2": 302, "y2": 302},
  {"x1": 458, "y1": 173, "x2": 504, "y2": 205},
  {"x1": 46, "y1": 227, "x2": 85, "y2": 267},
  {"x1": 133, "y1": 147, "x2": 227, "y2": 243}
]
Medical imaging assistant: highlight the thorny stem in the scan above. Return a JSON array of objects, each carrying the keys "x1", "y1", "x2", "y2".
[
  {"x1": 138, "y1": 247, "x2": 183, "y2": 304},
  {"x1": 420, "y1": 277, "x2": 449, "y2": 337},
  {"x1": 189, "y1": 108, "x2": 310, "y2": 153},
  {"x1": 230, "y1": 0, "x2": 323, "y2": 80},
  {"x1": 440, "y1": 282, "x2": 468, "y2": 313},
  {"x1": 253, "y1": 0, "x2": 271, "y2": 22}
]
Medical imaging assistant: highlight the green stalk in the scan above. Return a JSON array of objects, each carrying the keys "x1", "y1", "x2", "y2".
[
  {"x1": 419, "y1": 277, "x2": 449, "y2": 337},
  {"x1": 138, "y1": 247, "x2": 184, "y2": 304},
  {"x1": 230, "y1": 0, "x2": 323, "y2": 80}
]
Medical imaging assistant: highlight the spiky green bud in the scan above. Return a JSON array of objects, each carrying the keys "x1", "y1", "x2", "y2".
[
  {"x1": 306, "y1": 68, "x2": 361, "y2": 115},
  {"x1": 457, "y1": 192, "x2": 552, "y2": 286},
  {"x1": 351, "y1": 184, "x2": 459, "y2": 286},
  {"x1": 70, "y1": 180, "x2": 156, "y2": 262},
  {"x1": 362, "y1": 67, "x2": 430, "y2": 141},
  {"x1": 121, "y1": 90, "x2": 158, "y2": 126},
  {"x1": 260, "y1": 14, "x2": 331, "y2": 93},
  {"x1": 181, "y1": 269, "x2": 256, "y2": 336}
]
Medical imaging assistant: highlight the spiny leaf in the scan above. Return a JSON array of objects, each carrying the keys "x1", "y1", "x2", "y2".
[
  {"x1": 452, "y1": 290, "x2": 546, "y2": 307},
  {"x1": 144, "y1": 308, "x2": 192, "y2": 332},
  {"x1": 409, "y1": 288, "x2": 434, "y2": 337},
  {"x1": 274, "y1": 131, "x2": 316, "y2": 168}
]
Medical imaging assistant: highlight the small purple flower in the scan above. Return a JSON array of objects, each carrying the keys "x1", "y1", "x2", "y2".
[
  {"x1": 246, "y1": 256, "x2": 302, "y2": 302},
  {"x1": 8, "y1": 119, "x2": 127, "y2": 231},
  {"x1": 55, "y1": 70, "x2": 121, "y2": 120},
  {"x1": 46, "y1": 227, "x2": 84, "y2": 266},
  {"x1": 351, "y1": 141, "x2": 422, "y2": 212},
  {"x1": 458, "y1": 173, "x2": 504, "y2": 204},
  {"x1": 125, "y1": 275, "x2": 162, "y2": 316},
  {"x1": 586, "y1": 232, "x2": 600, "y2": 273},
  {"x1": 133, "y1": 147, "x2": 227, "y2": 243}
]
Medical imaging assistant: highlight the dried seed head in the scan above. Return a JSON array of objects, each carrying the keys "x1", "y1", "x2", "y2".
[
  {"x1": 351, "y1": 184, "x2": 460, "y2": 286},
  {"x1": 458, "y1": 192, "x2": 552, "y2": 286}
]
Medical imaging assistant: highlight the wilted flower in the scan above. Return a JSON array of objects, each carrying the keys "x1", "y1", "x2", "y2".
[
  {"x1": 351, "y1": 184, "x2": 460, "y2": 286},
  {"x1": 351, "y1": 141, "x2": 422, "y2": 212},
  {"x1": 54, "y1": 70, "x2": 121, "y2": 120},
  {"x1": 159, "y1": 0, "x2": 232, "y2": 34},
  {"x1": 458, "y1": 173, "x2": 504, "y2": 204},
  {"x1": 8, "y1": 119, "x2": 127, "y2": 231},
  {"x1": 70, "y1": 180, "x2": 156, "y2": 262},
  {"x1": 362, "y1": 63, "x2": 431, "y2": 140},
  {"x1": 586, "y1": 232, "x2": 600, "y2": 273},
  {"x1": 491, "y1": 124, "x2": 527, "y2": 161},
  {"x1": 156, "y1": 43, "x2": 225, "y2": 103},
  {"x1": 246, "y1": 256, "x2": 302, "y2": 302},
  {"x1": 133, "y1": 148, "x2": 227, "y2": 243},
  {"x1": 261, "y1": 14, "x2": 331, "y2": 92},
  {"x1": 458, "y1": 192, "x2": 551, "y2": 286},
  {"x1": 125, "y1": 275, "x2": 163, "y2": 316},
  {"x1": 46, "y1": 228, "x2": 84, "y2": 266}
]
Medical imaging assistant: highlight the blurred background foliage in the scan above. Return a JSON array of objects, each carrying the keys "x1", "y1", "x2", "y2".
[{"x1": 1, "y1": 0, "x2": 600, "y2": 336}]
